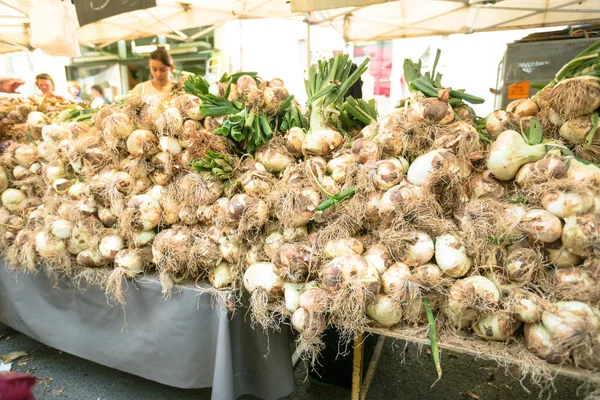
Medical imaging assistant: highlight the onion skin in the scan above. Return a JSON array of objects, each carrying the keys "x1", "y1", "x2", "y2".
[
  {"x1": 324, "y1": 238, "x2": 364, "y2": 258},
  {"x1": 291, "y1": 308, "x2": 327, "y2": 334},
  {"x1": 524, "y1": 323, "x2": 570, "y2": 364},
  {"x1": 351, "y1": 138, "x2": 381, "y2": 164},
  {"x1": 541, "y1": 191, "x2": 594, "y2": 218},
  {"x1": 408, "y1": 98, "x2": 454, "y2": 125},
  {"x1": 486, "y1": 130, "x2": 546, "y2": 181},
  {"x1": 561, "y1": 214, "x2": 600, "y2": 256},
  {"x1": 363, "y1": 244, "x2": 392, "y2": 275},
  {"x1": 434, "y1": 233, "x2": 471, "y2": 278},
  {"x1": 445, "y1": 276, "x2": 500, "y2": 329},
  {"x1": 485, "y1": 110, "x2": 510, "y2": 139},
  {"x1": 521, "y1": 209, "x2": 562, "y2": 243},
  {"x1": 399, "y1": 231, "x2": 434, "y2": 267},
  {"x1": 243, "y1": 262, "x2": 284, "y2": 299}
]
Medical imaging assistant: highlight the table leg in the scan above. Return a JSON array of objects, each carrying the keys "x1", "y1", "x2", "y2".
[{"x1": 351, "y1": 332, "x2": 364, "y2": 400}]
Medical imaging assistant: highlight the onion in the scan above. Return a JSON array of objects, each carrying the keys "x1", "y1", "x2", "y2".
[
  {"x1": 226, "y1": 194, "x2": 269, "y2": 227},
  {"x1": 219, "y1": 235, "x2": 241, "y2": 263},
  {"x1": 524, "y1": 323, "x2": 569, "y2": 364},
  {"x1": 27, "y1": 111, "x2": 49, "y2": 127},
  {"x1": 209, "y1": 261, "x2": 233, "y2": 289},
  {"x1": 445, "y1": 276, "x2": 500, "y2": 329},
  {"x1": 555, "y1": 268, "x2": 597, "y2": 298},
  {"x1": 299, "y1": 287, "x2": 330, "y2": 313},
  {"x1": 545, "y1": 241, "x2": 581, "y2": 268},
  {"x1": 147, "y1": 185, "x2": 164, "y2": 202},
  {"x1": 565, "y1": 158, "x2": 600, "y2": 186},
  {"x1": 400, "y1": 231, "x2": 434, "y2": 267},
  {"x1": 284, "y1": 282, "x2": 305, "y2": 313},
  {"x1": 434, "y1": 233, "x2": 471, "y2": 277},
  {"x1": 35, "y1": 231, "x2": 66, "y2": 257},
  {"x1": 0, "y1": 166, "x2": 8, "y2": 192},
  {"x1": 243, "y1": 262, "x2": 284, "y2": 298},
  {"x1": 504, "y1": 248, "x2": 541, "y2": 282},
  {"x1": 367, "y1": 294, "x2": 403, "y2": 327},
  {"x1": 472, "y1": 312, "x2": 522, "y2": 341},
  {"x1": 326, "y1": 153, "x2": 354, "y2": 183},
  {"x1": 67, "y1": 224, "x2": 92, "y2": 255},
  {"x1": 487, "y1": 130, "x2": 546, "y2": 181},
  {"x1": 541, "y1": 190, "x2": 594, "y2": 218},
  {"x1": 291, "y1": 308, "x2": 327, "y2": 334},
  {"x1": 138, "y1": 96, "x2": 165, "y2": 129},
  {"x1": 485, "y1": 110, "x2": 510, "y2": 139},
  {"x1": 46, "y1": 163, "x2": 67, "y2": 183},
  {"x1": 363, "y1": 244, "x2": 392, "y2": 275},
  {"x1": 127, "y1": 129, "x2": 159, "y2": 156},
  {"x1": 468, "y1": 172, "x2": 505, "y2": 200},
  {"x1": 381, "y1": 262, "x2": 412, "y2": 298},
  {"x1": 51, "y1": 219, "x2": 72, "y2": 239},
  {"x1": 156, "y1": 108, "x2": 183, "y2": 137},
  {"x1": 129, "y1": 195, "x2": 161, "y2": 230},
  {"x1": 103, "y1": 112, "x2": 133, "y2": 139},
  {"x1": 373, "y1": 159, "x2": 405, "y2": 190},
  {"x1": 133, "y1": 230, "x2": 155, "y2": 247},
  {"x1": 114, "y1": 249, "x2": 145, "y2": 275},
  {"x1": 240, "y1": 170, "x2": 272, "y2": 197},
  {"x1": 520, "y1": 209, "x2": 562, "y2": 243},
  {"x1": 262, "y1": 232, "x2": 284, "y2": 260},
  {"x1": 272, "y1": 243, "x2": 311, "y2": 282},
  {"x1": 41, "y1": 125, "x2": 70, "y2": 143},
  {"x1": 159, "y1": 136, "x2": 182, "y2": 155},
  {"x1": 561, "y1": 214, "x2": 600, "y2": 256},
  {"x1": 375, "y1": 112, "x2": 404, "y2": 156},
  {"x1": 256, "y1": 146, "x2": 292, "y2": 173},
  {"x1": 67, "y1": 181, "x2": 88, "y2": 200},
  {"x1": 506, "y1": 99, "x2": 538, "y2": 118},
  {"x1": 77, "y1": 247, "x2": 107, "y2": 267},
  {"x1": 320, "y1": 254, "x2": 373, "y2": 293},
  {"x1": 14, "y1": 144, "x2": 38, "y2": 168},
  {"x1": 52, "y1": 178, "x2": 72, "y2": 194},
  {"x1": 1, "y1": 188, "x2": 26, "y2": 212},
  {"x1": 407, "y1": 149, "x2": 467, "y2": 186},
  {"x1": 302, "y1": 128, "x2": 343, "y2": 156},
  {"x1": 324, "y1": 238, "x2": 363, "y2": 258},
  {"x1": 512, "y1": 289, "x2": 543, "y2": 323},
  {"x1": 77, "y1": 197, "x2": 98, "y2": 216},
  {"x1": 365, "y1": 192, "x2": 383, "y2": 224},
  {"x1": 284, "y1": 127, "x2": 305, "y2": 156},
  {"x1": 378, "y1": 182, "x2": 423, "y2": 221},
  {"x1": 99, "y1": 235, "x2": 125, "y2": 260},
  {"x1": 408, "y1": 98, "x2": 453, "y2": 125},
  {"x1": 11, "y1": 165, "x2": 28, "y2": 181},
  {"x1": 351, "y1": 138, "x2": 381, "y2": 164},
  {"x1": 515, "y1": 156, "x2": 568, "y2": 187}
]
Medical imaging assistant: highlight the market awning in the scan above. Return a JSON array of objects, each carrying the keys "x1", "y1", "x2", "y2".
[
  {"x1": 0, "y1": 0, "x2": 294, "y2": 53},
  {"x1": 301, "y1": 0, "x2": 600, "y2": 42}
]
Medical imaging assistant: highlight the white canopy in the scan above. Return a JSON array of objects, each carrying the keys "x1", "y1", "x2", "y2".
[
  {"x1": 0, "y1": 0, "x2": 294, "y2": 53},
  {"x1": 301, "y1": 0, "x2": 600, "y2": 42}
]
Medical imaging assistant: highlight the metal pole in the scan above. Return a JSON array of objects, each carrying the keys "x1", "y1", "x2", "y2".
[{"x1": 306, "y1": 20, "x2": 311, "y2": 71}]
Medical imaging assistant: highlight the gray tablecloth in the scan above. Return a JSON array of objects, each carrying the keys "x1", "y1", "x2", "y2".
[{"x1": 0, "y1": 264, "x2": 295, "y2": 400}]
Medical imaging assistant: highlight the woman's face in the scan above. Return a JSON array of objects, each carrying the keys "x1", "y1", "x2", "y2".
[
  {"x1": 36, "y1": 79, "x2": 54, "y2": 95},
  {"x1": 150, "y1": 59, "x2": 173, "y2": 84}
]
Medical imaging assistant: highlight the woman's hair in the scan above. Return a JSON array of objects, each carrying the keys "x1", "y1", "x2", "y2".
[
  {"x1": 91, "y1": 84, "x2": 104, "y2": 96},
  {"x1": 35, "y1": 73, "x2": 54, "y2": 87},
  {"x1": 150, "y1": 46, "x2": 173, "y2": 68}
]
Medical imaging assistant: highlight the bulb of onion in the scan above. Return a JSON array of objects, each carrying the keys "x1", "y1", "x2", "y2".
[{"x1": 435, "y1": 233, "x2": 471, "y2": 277}]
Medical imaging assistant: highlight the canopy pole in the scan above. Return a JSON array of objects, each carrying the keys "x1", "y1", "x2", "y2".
[{"x1": 306, "y1": 20, "x2": 311, "y2": 71}]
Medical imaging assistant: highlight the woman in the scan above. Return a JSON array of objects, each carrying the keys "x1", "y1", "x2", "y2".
[
  {"x1": 90, "y1": 85, "x2": 108, "y2": 108},
  {"x1": 131, "y1": 47, "x2": 177, "y2": 96},
  {"x1": 67, "y1": 81, "x2": 82, "y2": 103},
  {"x1": 35, "y1": 73, "x2": 55, "y2": 96}
]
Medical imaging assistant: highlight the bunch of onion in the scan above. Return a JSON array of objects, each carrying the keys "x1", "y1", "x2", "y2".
[
  {"x1": 525, "y1": 300, "x2": 600, "y2": 365},
  {"x1": 152, "y1": 226, "x2": 193, "y2": 296},
  {"x1": 105, "y1": 247, "x2": 151, "y2": 305},
  {"x1": 319, "y1": 252, "x2": 381, "y2": 338},
  {"x1": 243, "y1": 262, "x2": 285, "y2": 331},
  {"x1": 290, "y1": 283, "x2": 330, "y2": 365}
]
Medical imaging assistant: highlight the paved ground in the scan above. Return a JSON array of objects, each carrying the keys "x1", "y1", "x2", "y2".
[{"x1": 0, "y1": 323, "x2": 594, "y2": 400}]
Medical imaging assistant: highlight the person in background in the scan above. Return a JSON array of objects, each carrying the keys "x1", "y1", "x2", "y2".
[
  {"x1": 131, "y1": 47, "x2": 177, "y2": 96},
  {"x1": 0, "y1": 76, "x2": 25, "y2": 93},
  {"x1": 90, "y1": 85, "x2": 108, "y2": 108},
  {"x1": 66, "y1": 81, "x2": 82, "y2": 103},
  {"x1": 35, "y1": 73, "x2": 55, "y2": 96}
]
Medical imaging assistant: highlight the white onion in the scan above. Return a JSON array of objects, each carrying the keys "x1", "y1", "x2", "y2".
[
  {"x1": 77, "y1": 248, "x2": 106, "y2": 267},
  {"x1": 27, "y1": 111, "x2": 48, "y2": 127},
  {"x1": 520, "y1": 209, "x2": 563, "y2": 243},
  {"x1": 35, "y1": 231, "x2": 65, "y2": 257},
  {"x1": 284, "y1": 282, "x2": 305, "y2": 313},
  {"x1": 46, "y1": 163, "x2": 66, "y2": 183},
  {"x1": 134, "y1": 230, "x2": 156, "y2": 247},
  {"x1": 326, "y1": 153, "x2": 354, "y2": 183},
  {"x1": 52, "y1": 178, "x2": 72, "y2": 194},
  {"x1": 0, "y1": 166, "x2": 8, "y2": 192},
  {"x1": 351, "y1": 138, "x2": 381, "y2": 164},
  {"x1": 299, "y1": 287, "x2": 330, "y2": 313},
  {"x1": 445, "y1": 276, "x2": 500, "y2": 329},
  {"x1": 561, "y1": 214, "x2": 600, "y2": 256},
  {"x1": 363, "y1": 244, "x2": 392, "y2": 275},
  {"x1": 565, "y1": 158, "x2": 600, "y2": 186},
  {"x1": 209, "y1": 261, "x2": 233, "y2": 289},
  {"x1": 243, "y1": 262, "x2": 284, "y2": 298},
  {"x1": 472, "y1": 312, "x2": 522, "y2": 341},
  {"x1": 291, "y1": 308, "x2": 327, "y2": 334},
  {"x1": 51, "y1": 219, "x2": 72, "y2": 239},
  {"x1": 487, "y1": 130, "x2": 546, "y2": 181},
  {"x1": 159, "y1": 136, "x2": 182, "y2": 155},
  {"x1": 12, "y1": 165, "x2": 29, "y2": 181},
  {"x1": 367, "y1": 294, "x2": 403, "y2": 327},
  {"x1": 147, "y1": 185, "x2": 164, "y2": 202},
  {"x1": 114, "y1": 249, "x2": 145, "y2": 275},
  {"x1": 14, "y1": 144, "x2": 38, "y2": 168},
  {"x1": 373, "y1": 159, "x2": 404, "y2": 190},
  {"x1": 407, "y1": 149, "x2": 466, "y2": 186},
  {"x1": 541, "y1": 191, "x2": 594, "y2": 218},
  {"x1": 127, "y1": 129, "x2": 158, "y2": 156},
  {"x1": 67, "y1": 181, "x2": 88, "y2": 200},
  {"x1": 381, "y1": 262, "x2": 412, "y2": 298},
  {"x1": 256, "y1": 147, "x2": 292, "y2": 173},
  {"x1": 99, "y1": 235, "x2": 125, "y2": 260},
  {"x1": 434, "y1": 233, "x2": 471, "y2": 277},
  {"x1": 400, "y1": 231, "x2": 434, "y2": 267},
  {"x1": 545, "y1": 242, "x2": 581, "y2": 268},
  {"x1": 324, "y1": 238, "x2": 364, "y2": 258},
  {"x1": 1, "y1": 188, "x2": 26, "y2": 212},
  {"x1": 219, "y1": 235, "x2": 241, "y2": 263},
  {"x1": 524, "y1": 323, "x2": 569, "y2": 364},
  {"x1": 378, "y1": 182, "x2": 423, "y2": 221},
  {"x1": 129, "y1": 195, "x2": 161, "y2": 230},
  {"x1": 512, "y1": 289, "x2": 543, "y2": 323}
]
